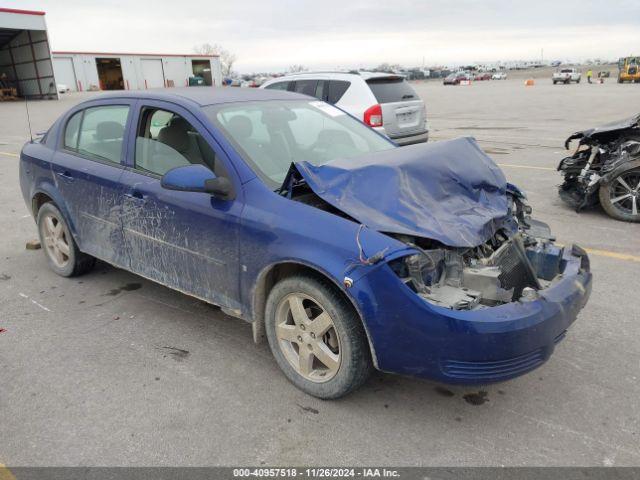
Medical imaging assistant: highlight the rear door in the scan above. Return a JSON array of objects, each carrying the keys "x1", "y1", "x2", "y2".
[
  {"x1": 366, "y1": 76, "x2": 426, "y2": 138},
  {"x1": 51, "y1": 101, "x2": 134, "y2": 267}
]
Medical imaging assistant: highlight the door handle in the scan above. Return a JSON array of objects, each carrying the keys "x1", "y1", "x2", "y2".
[
  {"x1": 56, "y1": 171, "x2": 74, "y2": 181},
  {"x1": 124, "y1": 190, "x2": 146, "y2": 202}
]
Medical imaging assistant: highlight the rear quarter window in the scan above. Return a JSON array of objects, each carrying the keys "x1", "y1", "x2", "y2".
[
  {"x1": 366, "y1": 77, "x2": 418, "y2": 104},
  {"x1": 327, "y1": 80, "x2": 350, "y2": 104},
  {"x1": 63, "y1": 111, "x2": 82, "y2": 150}
]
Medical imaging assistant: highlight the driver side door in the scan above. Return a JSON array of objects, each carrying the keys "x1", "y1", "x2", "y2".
[{"x1": 119, "y1": 100, "x2": 243, "y2": 312}]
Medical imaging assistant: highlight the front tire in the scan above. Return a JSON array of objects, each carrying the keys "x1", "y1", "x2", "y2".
[
  {"x1": 598, "y1": 167, "x2": 640, "y2": 222},
  {"x1": 265, "y1": 275, "x2": 373, "y2": 399},
  {"x1": 36, "y1": 202, "x2": 96, "y2": 276}
]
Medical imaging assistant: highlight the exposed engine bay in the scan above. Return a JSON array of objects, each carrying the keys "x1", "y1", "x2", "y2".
[
  {"x1": 387, "y1": 225, "x2": 565, "y2": 310},
  {"x1": 558, "y1": 113, "x2": 640, "y2": 222},
  {"x1": 382, "y1": 188, "x2": 573, "y2": 310}
]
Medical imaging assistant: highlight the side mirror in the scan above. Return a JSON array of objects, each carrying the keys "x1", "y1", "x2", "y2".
[
  {"x1": 204, "y1": 177, "x2": 233, "y2": 200},
  {"x1": 161, "y1": 164, "x2": 234, "y2": 200}
]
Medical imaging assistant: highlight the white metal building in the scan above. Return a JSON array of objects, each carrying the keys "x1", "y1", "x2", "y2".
[
  {"x1": 52, "y1": 51, "x2": 222, "y2": 92},
  {"x1": 0, "y1": 8, "x2": 57, "y2": 98}
]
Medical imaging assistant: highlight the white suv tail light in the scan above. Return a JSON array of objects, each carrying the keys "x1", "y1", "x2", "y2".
[{"x1": 364, "y1": 104, "x2": 383, "y2": 127}]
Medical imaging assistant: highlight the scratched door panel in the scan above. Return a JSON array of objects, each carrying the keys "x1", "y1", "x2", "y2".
[
  {"x1": 51, "y1": 151, "x2": 127, "y2": 267},
  {"x1": 119, "y1": 169, "x2": 242, "y2": 310}
]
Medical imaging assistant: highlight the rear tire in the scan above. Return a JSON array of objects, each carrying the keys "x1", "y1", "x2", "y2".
[
  {"x1": 598, "y1": 167, "x2": 640, "y2": 222},
  {"x1": 265, "y1": 275, "x2": 373, "y2": 399},
  {"x1": 36, "y1": 202, "x2": 96, "y2": 277}
]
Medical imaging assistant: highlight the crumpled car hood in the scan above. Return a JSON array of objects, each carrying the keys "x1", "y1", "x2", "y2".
[
  {"x1": 294, "y1": 137, "x2": 514, "y2": 248},
  {"x1": 565, "y1": 113, "x2": 640, "y2": 148}
]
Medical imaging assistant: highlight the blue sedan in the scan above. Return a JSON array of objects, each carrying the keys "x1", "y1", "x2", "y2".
[{"x1": 19, "y1": 88, "x2": 592, "y2": 398}]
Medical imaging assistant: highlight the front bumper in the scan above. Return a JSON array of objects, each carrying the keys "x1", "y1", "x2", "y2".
[{"x1": 353, "y1": 246, "x2": 592, "y2": 384}]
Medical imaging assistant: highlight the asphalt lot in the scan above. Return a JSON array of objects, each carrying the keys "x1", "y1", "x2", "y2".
[{"x1": 1, "y1": 78, "x2": 639, "y2": 467}]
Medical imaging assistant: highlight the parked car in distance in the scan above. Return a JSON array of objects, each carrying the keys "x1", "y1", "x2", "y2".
[
  {"x1": 443, "y1": 72, "x2": 470, "y2": 85},
  {"x1": 57, "y1": 84, "x2": 70, "y2": 93},
  {"x1": 261, "y1": 71, "x2": 429, "y2": 146},
  {"x1": 492, "y1": 72, "x2": 507, "y2": 80},
  {"x1": 475, "y1": 73, "x2": 492, "y2": 81},
  {"x1": 553, "y1": 68, "x2": 581, "y2": 84},
  {"x1": 20, "y1": 88, "x2": 592, "y2": 399}
]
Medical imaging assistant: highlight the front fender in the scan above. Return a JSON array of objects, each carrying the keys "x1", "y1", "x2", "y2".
[{"x1": 601, "y1": 157, "x2": 640, "y2": 184}]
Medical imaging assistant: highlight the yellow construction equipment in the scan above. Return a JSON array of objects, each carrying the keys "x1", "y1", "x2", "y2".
[{"x1": 618, "y1": 56, "x2": 640, "y2": 83}]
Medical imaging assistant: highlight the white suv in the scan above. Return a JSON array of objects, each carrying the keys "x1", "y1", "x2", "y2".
[{"x1": 261, "y1": 72, "x2": 429, "y2": 145}]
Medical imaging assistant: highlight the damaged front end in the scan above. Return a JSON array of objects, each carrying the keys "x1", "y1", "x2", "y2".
[
  {"x1": 558, "y1": 114, "x2": 640, "y2": 219},
  {"x1": 284, "y1": 137, "x2": 588, "y2": 312},
  {"x1": 387, "y1": 193, "x2": 571, "y2": 311},
  {"x1": 281, "y1": 137, "x2": 592, "y2": 382}
]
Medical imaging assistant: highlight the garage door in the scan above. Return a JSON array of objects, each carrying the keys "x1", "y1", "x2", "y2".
[
  {"x1": 141, "y1": 59, "x2": 165, "y2": 89},
  {"x1": 52, "y1": 57, "x2": 77, "y2": 91}
]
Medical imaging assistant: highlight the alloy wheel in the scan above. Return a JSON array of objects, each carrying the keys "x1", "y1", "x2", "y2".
[
  {"x1": 42, "y1": 213, "x2": 70, "y2": 268},
  {"x1": 274, "y1": 293, "x2": 341, "y2": 383},
  {"x1": 609, "y1": 170, "x2": 640, "y2": 217}
]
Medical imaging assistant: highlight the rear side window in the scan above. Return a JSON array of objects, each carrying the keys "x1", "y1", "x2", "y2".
[
  {"x1": 64, "y1": 111, "x2": 82, "y2": 150},
  {"x1": 265, "y1": 81, "x2": 291, "y2": 91},
  {"x1": 293, "y1": 80, "x2": 318, "y2": 97},
  {"x1": 64, "y1": 105, "x2": 129, "y2": 164},
  {"x1": 366, "y1": 77, "x2": 417, "y2": 104},
  {"x1": 327, "y1": 80, "x2": 350, "y2": 104}
]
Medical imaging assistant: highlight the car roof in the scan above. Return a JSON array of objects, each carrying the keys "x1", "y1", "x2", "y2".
[
  {"x1": 92, "y1": 87, "x2": 310, "y2": 107},
  {"x1": 265, "y1": 71, "x2": 405, "y2": 83}
]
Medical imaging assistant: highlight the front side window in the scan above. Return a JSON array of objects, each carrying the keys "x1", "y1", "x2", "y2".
[
  {"x1": 134, "y1": 107, "x2": 222, "y2": 177},
  {"x1": 205, "y1": 100, "x2": 395, "y2": 188},
  {"x1": 265, "y1": 81, "x2": 291, "y2": 91},
  {"x1": 64, "y1": 105, "x2": 129, "y2": 164}
]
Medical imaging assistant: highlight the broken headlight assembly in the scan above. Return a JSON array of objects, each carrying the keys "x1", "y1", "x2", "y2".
[{"x1": 389, "y1": 232, "x2": 567, "y2": 311}]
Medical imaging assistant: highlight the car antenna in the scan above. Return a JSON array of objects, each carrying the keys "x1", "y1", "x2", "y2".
[{"x1": 24, "y1": 93, "x2": 33, "y2": 142}]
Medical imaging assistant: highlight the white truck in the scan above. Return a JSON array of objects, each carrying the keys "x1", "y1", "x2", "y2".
[{"x1": 553, "y1": 68, "x2": 581, "y2": 84}]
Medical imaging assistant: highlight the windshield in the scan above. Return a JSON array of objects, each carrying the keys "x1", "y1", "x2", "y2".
[{"x1": 205, "y1": 100, "x2": 395, "y2": 188}]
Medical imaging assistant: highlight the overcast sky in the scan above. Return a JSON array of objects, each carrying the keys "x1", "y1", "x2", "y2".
[{"x1": 7, "y1": 0, "x2": 640, "y2": 72}]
